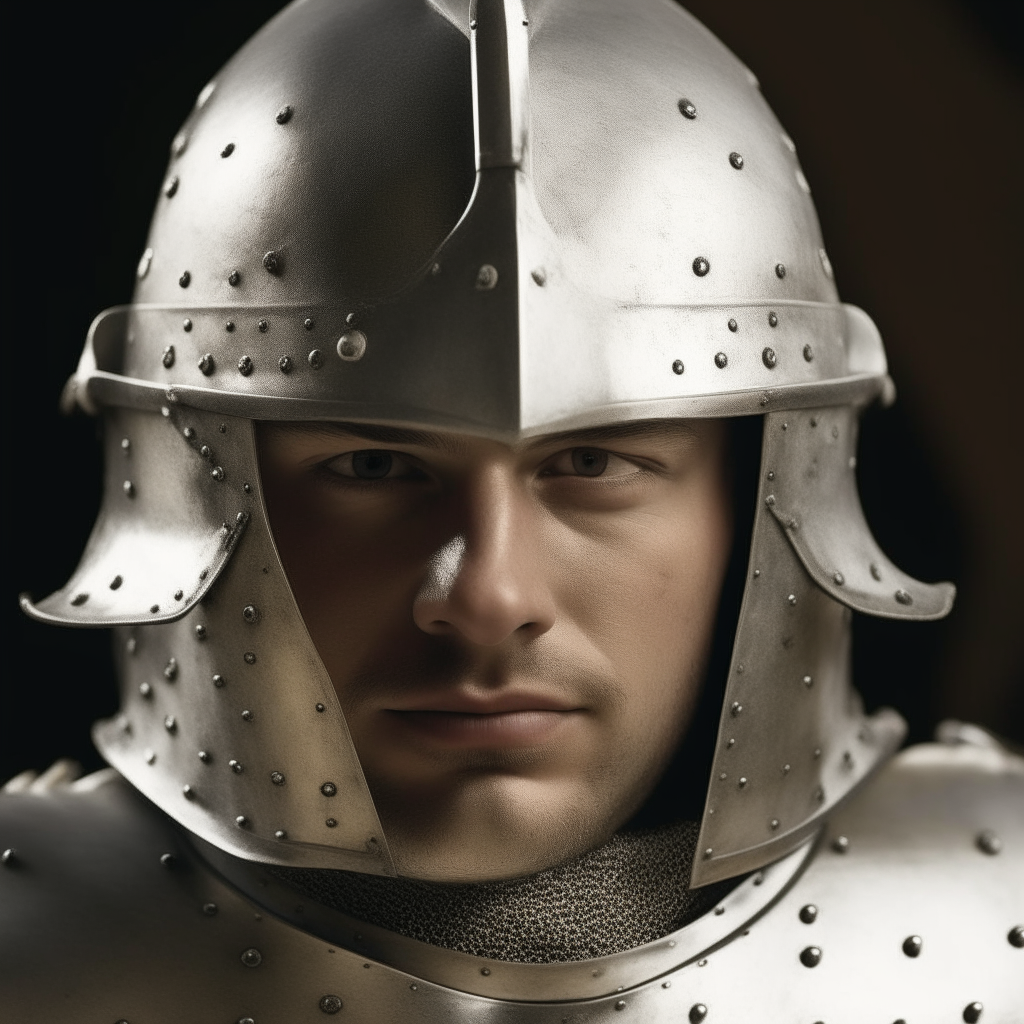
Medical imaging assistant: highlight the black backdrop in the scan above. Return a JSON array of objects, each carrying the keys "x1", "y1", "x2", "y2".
[{"x1": 2, "y1": 0, "x2": 1020, "y2": 781}]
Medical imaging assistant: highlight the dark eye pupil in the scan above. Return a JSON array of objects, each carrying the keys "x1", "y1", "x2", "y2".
[
  {"x1": 352, "y1": 450, "x2": 393, "y2": 479},
  {"x1": 571, "y1": 448, "x2": 608, "y2": 477}
]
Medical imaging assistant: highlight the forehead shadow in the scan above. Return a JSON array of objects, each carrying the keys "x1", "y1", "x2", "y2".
[{"x1": 524, "y1": 420, "x2": 704, "y2": 450}]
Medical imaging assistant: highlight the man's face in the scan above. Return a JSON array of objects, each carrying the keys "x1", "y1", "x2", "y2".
[{"x1": 257, "y1": 419, "x2": 733, "y2": 881}]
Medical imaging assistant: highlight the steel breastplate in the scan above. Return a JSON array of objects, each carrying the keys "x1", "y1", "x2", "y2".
[{"x1": 2, "y1": 738, "x2": 1022, "y2": 1023}]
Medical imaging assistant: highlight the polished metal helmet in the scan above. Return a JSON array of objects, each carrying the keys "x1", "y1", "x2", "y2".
[{"x1": 22, "y1": 0, "x2": 954, "y2": 886}]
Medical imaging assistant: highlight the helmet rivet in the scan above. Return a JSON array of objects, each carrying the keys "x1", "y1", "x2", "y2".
[
  {"x1": 800, "y1": 946, "x2": 822, "y2": 968},
  {"x1": 138, "y1": 681, "x2": 151, "y2": 698},
  {"x1": 703, "y1": 847, "x2": 713, "y2": 858},
  {"x1": 182, "y1": 784, "x2": 194, "y2": 800},
  {"x1": 304, "y1": 318, "x2": 314, "y2": 330},
  {"x1": 728, "y1": 318, "x2": 738, "y2": 332},
  {"x1": 894, "y1": 589, "x2": 913, "y2": 606},
  {"x1": 672, "y1": 359, "x2": 684, "y2": 375},
  {"x1": 803, "y1": 343, "x2": 814, "y2": 362},
  {"x1": 531, "y1": 267, "x2": 547, "y2": 286},
  {"x1": 257, "y1": 319, "x2": 269, "y2": 333},
  {"x1": 263, "y1": 251, "x2": 282, "y2": 275},
  {"x1": 164, "y1": 176, "x2": 180, "y2": 198},
  {"x1": 240, "y1": 947, "x2": 261, "y2": 967},
  {"x1": 243, "y1": 483, "x2": 252, "y2": 494},
  {"x1": 326, "y1": 818, "x2": 338, "y2": 828},
  {"x1": 241, "y1": 710, "x2": 254, "y2": 722},
  {"x1": 137, "y1": 248, "x2": 154, "y2": 279},
  {"x1": 615, "y1": 1001, "x2": 627, "y2": 1011},
  {"x1": 198, "y1": 354, "x2": 215, "y2": 376},
  {"x1": 475, "y1": 264, "x2": 499, "y2": 290},
  {"x1": 762, "y1": 347, "x2": 778, "y2": 369},
  {"x1": 244, "y1": 652, "x2": 257, "y2": 664},
  {"x1": 963, "y1": 1004, "x2": 983, "y2": 1024},
  {"x1": 678, "y1": 98, "x2": 697, "y2": 119},
  {"x1": 768, "y1": 311, "x2": 778, "y2": 327},
  {"x1": 831, "y1": 835, "x2": 850, "y2": 853},
  {"x1": 769, "y1": 818, "x2": 779, "y2": 830},
  {"x1": 278, "y1": 355, "x2": 293, "y2": 373},
  {"x1": 237, "y1": 355, "x2": 254, "y2": 376},
  {"x1": 229, "y1": 760, "x2": 244, "y2": 774},
  {"x1": 271, "y1": 771, "x2": 285, "y2": 785},
  {"x1": 833, "y1": 572, "x2": 845, "y2": 585},
  {"x1": 319, "y1": 995, "x2": 343, "y2": 1014},
  {"x1": 870, "y1": 562, "x2": 882, "y2": 581},
  {"x1": 803, "y1": 675, "x2": 813, "y2": 687},
  {"x1": 692, "y1": 256, "x2": 710, "y2": 277},
  {"x1": 164, "y1": 658, "x2": 178, "y2": 681},
  {"x1": 202, "y1": 901, "x2": 217, "y2": 915},
  {"x1": 321, "y1": 782, "x2": 338, "y2": 797},
  {"x1": 164, "y1": 715, "x2": 177, "y2": 734},
  {"x1": 799, "y1": 904, "x2": 818, "y2": 923},
  {"x1": 213, "y1": 674, "x2": 225, "y2": 688},
  {"x1": 729, "y1": 152, "x2": 744, "y2": 169},
  {"x1": 228, "y1": 270, "x2": 241, "y2": 286},
  {"x1": 308, "y1": 349, "x2": 324, "y2": 369},
  {"x1": 276, "y1": 105, "x2": 293, "y2": 125},
  {"x1": 221, "y1": 143, "x2": 235, "y2": 158},
  {"x1": 225, "y1": 321, "x2": 235, "y2": 332},
  {"x1": 315, "y1": 703, "x2": 326, "y2": 713},
  {"x1": 819, "y1": 248, "x2": 834, "y2": 278},
  {"x1": 688, "y1": 1005, "x2": 708, "y2": 1024},
  {"x1": 902, "y1": 935, "x2": 923, "y2": 957},
  {"x1": 976, "y1": 830, "x2": 1002, "y2": 855},
  {"x1": 242, "y1": 605, "x2": 259, "y2": 623},
  {"x1": 198, "y1": 751, "x2": 210, "y2": 763},
  {"x1": 275, "y1": 830, "x2": 287, "y2": 840},
  {"x1": 787, "y1": 593, "x2": 797, "y2": 605},
  {"x1": 782, "y1": 763, "x2": 791, "y2": 774},
  {"x1": 738, "y1": 776, "x2": 748, "y2": 788},
  {"x1": 179, "y1": 271, "x2": 191, "y2": 288},
  {"x1": 730, "y1": 702, "x2": 743, "y2": 717},
  {"x1": 1008, "y1": 926, "x2": 1024, "y2": 947},
  {"x1": 775, "y1": 262, "x2": 787, "y2": 279},
  {"x1": 211, "y1": 466, "x2": 225, "y2": 481},
  {"x1": 714, "y1": 352, "x2": 728, "y2": 369},
  {"x1": 337, "y1": 331, "x2": 367, "y2": 361},
  {"x1": 110, "y1": 574, "x2": 124, "y2": 590},
  {"x1": 145, "y1": 750, "x2": 156, "y2": 765},
  {"x1": 174, "y1": 589, "x2": 184, "y2": 601},
  {"x1": 162, "y1": 346, "x2": 175, "y2": 369}
]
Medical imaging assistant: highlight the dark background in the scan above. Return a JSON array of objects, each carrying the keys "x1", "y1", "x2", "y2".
[{"x1": 2, "y1": 0, "x2": 1021, "y2": 781}]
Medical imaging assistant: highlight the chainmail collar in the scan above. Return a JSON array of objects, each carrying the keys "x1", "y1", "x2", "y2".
[{"x1": 268, "y1": 820, "x2": 738, "y2": 963}]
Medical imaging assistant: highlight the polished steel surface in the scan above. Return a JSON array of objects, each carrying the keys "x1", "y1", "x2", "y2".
[
  {"x1": 26, "y1": 0, "x2": 954, "y2": 882},
  {"x1": 2, "y1": 738, "x2": 1020, "y2": 1021}
]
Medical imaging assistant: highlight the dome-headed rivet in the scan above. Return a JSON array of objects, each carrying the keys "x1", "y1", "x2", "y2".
[
  {"x1": 475, "y1": 264, "x2": 499, "y2": 290},
  {"x1": 274, "y1": 829, "x2": 287, "y2": 840},
  {"x1": 145, "y1": 749, "x2": 156, "y2": 764},
  {"x1": 228, "y1": 270, "x2": 241, "y2": 286},
  {"x1": 768, "y1": 311, "x2": 778, "y2": 327},
  {"x1": 1007, "y1": 925, "x2": 1024, "y2": 947},
  {"x1": 870, "y1": 562, "x2": 882, "y2": 581},
  {"x1": 213, "y1": 674, "x2": 225, "y2": 688},
  {"x1": 799, "y1": 904, "x2": 818, "y2": 924},
  {"x1": 137, "y1": 247, "x2": 154, "y2": 278},
  {"x1": 182, "y1": 317, "x2": 192, "y2": 332},
  {"x1": 241, "y1": 710, "x2": 254, "y2": 722},
  {"x1": 692, "y1": 256, "x2": 710, "y2": 277},
  {"x1": 159, "y1": 852, "x2": 176, "y2": 867},
  {"x1": 229, "y1": 759, "x2": 243, "y2": 774},
  {"x1": 803, "y1": 343, "x2": 814, "y2": 362},
  {"x1": 308, "y1": 349, "x2": 324, "y2": 369},
  {"x1": 237, "y1": 355, "x2": 254, "y2": 377},
  {"x1": 714, "y1": 352, "x2": 728, "y2": 368},
  {"x1": 765, "y1": 494, "x2": 776, "y2": 506},
  {"x1": 164, "y1": 658, "x2": 178, "y2": 680},
  {"x1": 480, "y1": 967, "x2": 491, "y2": 976},
  {"x1": 163, "y1": 715, "x2": 177, "y2": 734},
  {"x1": 729, "y1": 151, "x2": 744, "y2": 169},
  {"x1": 787, "y1": 593, "x2": 797, "y2": 606},
  {"x1": 672, "y1": 359, "x2": 685, "y2": 375},
  {"x1": 182, "y1": 784, "x2": 194, "y2": 800},
  {"x1": 244, "y1": 652, "x2": 256, "y2": 664},
  {"x1": 782, "y1": 763, "x2": 791, "y2": 774},
  {"x1": 164, "y1": 176, "x2": 180, "y2": 198},
  {"x1": 162, "y1": 345, "x2": 175, "y2": 368},
  {"x1": 319, "y1": 995, "x2": 342, "y2": 1014},
  {"x1": 198, "y1": 353, "x2": 215, "y2": 376},
  {"x1": 832, "y1": 835, "x2": 850, "y2": 853},
  {"x1": 240, "y1": 947, "x2": 262, "y2": 967},
  {"x1": 770, "y1": 818, "x2": 779, "y2": 829},
  {"x1": 345, "y1": 312, "x2": 357, "y2": 326},
  {"x1": 278, "y1": 355, "x2": 293, "y2": 373},
  {"x1": 200, "y1": 445, "x2": 211, "y2": 459},
  {"x1": 976, "y1": 830, "x2": 1002, "y2": 855},
  {"x1": 221, "y1": 142, "x2": 235, "y2": 158},
  {"x1": 833, "y1": 572, "x2": 845, "y2": 585},
  {"x1": 242, "y1": 604, "x2": 259, "y2": 624},
  {"x1": 800, "y1": 946, "x2": 822, "y2": 967},
  {"x1": 262, "y1": 251, "x2": 281, "y2": 275},
  {"x1": 730, "y1": 702, "x2": 743, "y2": 717},
  {"x1": 894, "y1": 589, "x2": 913, "y2": 606},
  {"x1": 304, "y1": 317, "x2": 314, "y2": 330},
  {"x1": 243, "y1": 483, "x2": 252, "y2": 494},
  {"x1": 150, "y1": 604, "x2": 160, "y2": 613},
  {"x1": 814, "y1": 747, "x2": 822, "y2": 759},
  {"x1": 902, "y1": 935, "x2": 923, "y2": 957},
  {"x1": 109, "y1": 574, "x2": 124, "y2": 591},
  {"x1": 738, "y1": 777, "x2": 748, "y2": 788},
  {"x1": 198, "y1": 751, "x2": 210, "y2": 763},
  {"x1": 703, "y1": 847, "x2": 713, "y2": 858},
  {"x1": 183, "y1": 427, "x2": 196, "y2": 439},
  {"x1": 531, "y1": 267, "x2": 547, "y2": 286},
  {"x1": 775, "y1": 262, "x2": 786, "y2": 279},
  {"x1": 614, "y1": 1001, "x2": 626, "y2": 1011},
  {"x1": 963, "y1": 1003, "x2": 984, "y2": 1023},
  {"x1": 235, "y1": 815, "x2": 250, "y2": 828},
  {"x1": 728, "y1": 318, "x2": 738, "y2": 332},
  {"x1": 337, "y1": 330, "x2": 367, "y2": 361},
  {"x1": 270, "y1": 771, "x2": 285, "y2": 786},
  {"x1": 174, "y1": 589, "x2": 184, "y2": 601},
  {"x1": 688, "y1": 1004, "x2": 708, "y2": 1023},
  {"x1": 138, "y1": 681, "x2": 152, "y2": 699},
  {"x1": 762, "y1": 347, "x2": 778, "y2": 369},
  {"x1": 179, "y1": 271, "x2": 191, "y2": 288},
  {"x1": 803, "y1": 675, "x2": 813, "y2": 688},
  {"x1": 257, "y1": 319, "x2": 269, "y2": 333},
  {"x1": 211, "y1": 466, "x2": 225, "y2": 481},
  {"x1": 315, "y1": 703, "x2": 326, "y2": 713},
  {"x1": 326, "y1": 818, "x2": 338, "y2": 828},
  {"x1": 321, "y1": 782, "x2": 338, "y2": 797},
  {"x1": 276, "y1": 105, "x2": 293, "y2": 125},
  {"x1": 678, "y1": 98, "x2": 697, "y2": 118},
  {"x1": 203, "y1": 902, "x2": 218, "y2": 915}
]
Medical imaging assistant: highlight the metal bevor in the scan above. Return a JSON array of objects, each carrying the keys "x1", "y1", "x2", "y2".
[
  {"x1": 1, "y1": 732, "x2": 1021, "y2": 1020},
  {"x1": 8, "y1": 0, "x2": 1014, "y2": 1018}
]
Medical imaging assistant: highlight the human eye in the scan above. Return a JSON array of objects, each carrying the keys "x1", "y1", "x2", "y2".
[
  {"x1": 540, "y1": 447, "x2": 644, "y2": 479},
  {"x1": 320, "y1": 449, "x2": 427, "y2": 482}
]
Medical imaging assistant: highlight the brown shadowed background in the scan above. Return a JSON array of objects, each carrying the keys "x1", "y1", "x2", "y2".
[{"x1": 1, "y1": 0, "x2": 1021, "y2": 781}]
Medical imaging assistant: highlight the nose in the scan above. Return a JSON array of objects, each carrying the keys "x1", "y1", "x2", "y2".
[{"x1": 412, "y1": 466, "x2": 556, "y2": 646}]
